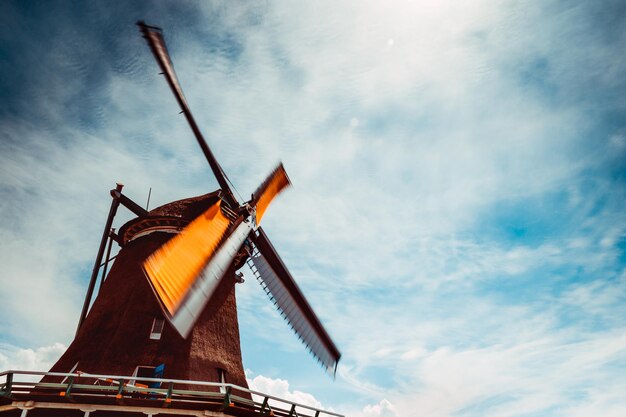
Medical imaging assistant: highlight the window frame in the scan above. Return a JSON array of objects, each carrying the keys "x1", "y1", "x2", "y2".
[{"x1": 149, "y1": 317, "x2": 165, "y2": 340}]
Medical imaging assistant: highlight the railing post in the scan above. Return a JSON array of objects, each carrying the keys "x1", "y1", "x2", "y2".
[
  {"x1": 1, "y1": 372, "x2": 12, "y2": 397},
  {"x1": 165, "y1": 381, "x2": 174, "y2": 405},
  {"x1": 260, "y1": 396, "x2": 275, "y2": 416},
  {"x1": 222, "y1": 386, "x2": 233, "y2": 409},
  {"x1": 289, "y1": 404, "x2": 298, "y2": 417},
  {"x1": 60, "y1": 375, "x2": 74, "y2": 398},
  {"x1": 115, "y1": 379, "x2": 125, "y2": 400}
]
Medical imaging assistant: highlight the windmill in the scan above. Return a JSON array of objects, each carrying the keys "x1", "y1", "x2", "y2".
[{"x1": 42, "y1": 21, "x2": 340, "y2": 396}]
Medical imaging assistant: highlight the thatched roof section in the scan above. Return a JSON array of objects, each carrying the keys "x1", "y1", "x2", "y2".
[
  {"x1": 147, "y1": 191, "x2": 221, "y2": 218},
  {"x1": 118, "y1": 191, "x2": 221, "y2": 245}
]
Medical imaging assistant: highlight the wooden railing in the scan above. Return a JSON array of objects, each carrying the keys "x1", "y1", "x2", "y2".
[{"x1": 0, "y1": 370, "x2": 343, "y2": 417}]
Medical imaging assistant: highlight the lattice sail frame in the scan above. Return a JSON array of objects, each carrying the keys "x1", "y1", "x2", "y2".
[{"x1": 247, "y1": 229, "x2": 341, "y2": 374}]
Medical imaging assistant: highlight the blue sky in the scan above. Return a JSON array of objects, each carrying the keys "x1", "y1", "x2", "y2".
[{"x1": 1, "y1": 1, "x2": 625, "y2": 416}]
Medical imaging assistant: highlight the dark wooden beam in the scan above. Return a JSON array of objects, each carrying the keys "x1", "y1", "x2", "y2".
[{"x1": 76, "y1": 184, "x2": 124, "y2": 336}]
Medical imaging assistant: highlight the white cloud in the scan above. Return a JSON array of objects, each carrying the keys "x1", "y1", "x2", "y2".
[
  {"x1": 1, "y1": 1, "x2": 625, "y2": 416},
  {"x1": 0, "y1": 343, "x2": 66, "y2": 381},
  {"x1": 362, "y1": 399, "x2": 397, "y2": 417},
  {"x1": 247, "y1": 373, "x2": 325, "y2": 414}
]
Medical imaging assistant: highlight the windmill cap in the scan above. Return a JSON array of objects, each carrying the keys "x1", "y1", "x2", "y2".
[{"x1": 118, "y1": 191, "x2": 221, "y2": 245}]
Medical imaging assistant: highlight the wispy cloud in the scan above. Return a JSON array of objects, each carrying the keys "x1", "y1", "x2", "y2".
[{"x1": 1, "y1": 0, "x2": 625, "y2": 415}]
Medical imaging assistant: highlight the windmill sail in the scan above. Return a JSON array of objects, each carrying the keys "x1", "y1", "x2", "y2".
[
  {"x1": 138, "y1": 21, "x2": 238, "y2": 207},
  {"x1": 247, "y1": 227, "x2": 341, "y2": 374},
  {"x1": 143, "y1": 200, "x2": 231, "y2": 315},
  {"x1": 251, "y1": 163, "x2": 291, "y2": 225}
]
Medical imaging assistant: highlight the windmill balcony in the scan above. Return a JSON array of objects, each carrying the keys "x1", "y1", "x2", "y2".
[{"x1": 0, "y1": 370, "x2": 343, "y2": 417}]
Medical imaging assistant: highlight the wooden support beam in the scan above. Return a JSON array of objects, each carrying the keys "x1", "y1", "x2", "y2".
[
  {"x1": 99, "y1": 228, "x2": 116, "y2": 290},
  {"x1": 76, "y1": 184, "x2": 123, "y2": 336}
]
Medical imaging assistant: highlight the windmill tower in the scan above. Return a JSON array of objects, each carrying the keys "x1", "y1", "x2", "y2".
[
  {"x1": 48, "y1": 191, "x2": 251, "y2": 389},
  {"x1": 0, "y1": 22, "x2": 341, "y2": 417}
]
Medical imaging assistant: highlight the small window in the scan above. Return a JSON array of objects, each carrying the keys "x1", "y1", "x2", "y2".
[
  {"x1": 150, "y1": 318, "x2": 165, "y2": 340},
  {"x1": 218, "y1": 368, "x2": 226, "y2": 393}
]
